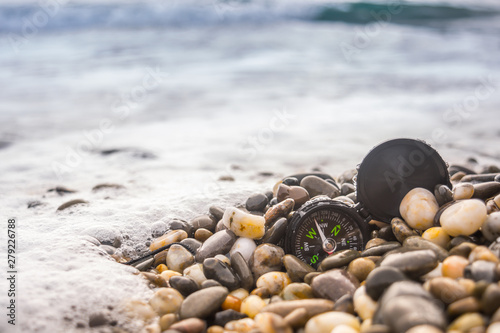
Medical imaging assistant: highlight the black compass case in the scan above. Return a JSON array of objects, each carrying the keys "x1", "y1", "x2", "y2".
[{"x1": 356, "y1": 138, "x2": 451, "y2": 223}]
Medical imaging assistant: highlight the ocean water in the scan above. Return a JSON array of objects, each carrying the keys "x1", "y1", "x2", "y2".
[{"x1": 1, "y1": 0, "x2": 500, "y2": 332}]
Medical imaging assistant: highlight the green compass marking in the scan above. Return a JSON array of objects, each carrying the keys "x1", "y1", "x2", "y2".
[
  {"x1": 306, "y1": 227, "x2": 316, "y2": 239},
  {"x1": 331, "y1": 224, "x2": 341, "y2": 236}
]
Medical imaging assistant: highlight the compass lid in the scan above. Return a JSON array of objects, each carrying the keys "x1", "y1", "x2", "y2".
[{"x1": 356, "y1": 138, "x2": 451, "y2": 223}]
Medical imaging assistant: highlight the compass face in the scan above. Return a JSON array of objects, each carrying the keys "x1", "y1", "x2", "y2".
[{"x1": 285, "y1": 199, "x2": 367, "y2": 268}]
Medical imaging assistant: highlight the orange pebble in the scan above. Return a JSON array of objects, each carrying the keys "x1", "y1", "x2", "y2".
[
  {"x1": 442, "y1": 255, "x2": 469, "y2": 279},
  {"x1": 156, "y1": 264, "x2": 168, "y2": 273},
  {"x1": 221, "y1": 295, "x2": 242, "y2": 312}
]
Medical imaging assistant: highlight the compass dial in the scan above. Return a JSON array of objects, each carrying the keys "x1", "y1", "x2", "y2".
[{"x1": 285, "y1": 198, "x2": 368, "y2": 268}]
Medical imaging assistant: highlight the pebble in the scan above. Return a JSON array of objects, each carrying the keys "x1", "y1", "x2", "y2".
[
  {"x1": 169, "y1": 276, "x2": 199, "y2": 297},
  {"x1": 365, "y1": 266, "x2": 408, "y2": 301},
  {"x1": 250, "y1": 243, "x2": 284, "y2": 279},
  {"x1": 203, "y1": 258, "x2": 240, "y2": 291},
  {"x1": 353, "y1": 286, "x2": 377, "y2": 320},
  {"x1": 230, "y1": 252, "x2": 254, "y2": 291},
  {"x1": 403, "y1": 236, "x2": 449, "y2": 261},
  {"x1": 318, "y1": 249, "x2": 360, "y2": 271},
  {"x1": 150, "y1": 221, "x2": 169, "y2": 238},
  {"x1": 448, "y1": 313, "x2": 485, "y2": 332},
  {"x1": 442, "y1": 255, "x2": 470, "y2": 279},
  {"x1": 254, "y1": 312, "x2": 292, "y2": 333},
  {"x1": 331, "y1": 325, "x2": 358, "y2": 333},
  {"x1": 85, "y1": 226, "x2": 122, "y2": 247},
  {"x1": 488, "y1": 323, "x2": 500, "y2": 333},
  {"x1": 149, "y1": 288, "x2": 184, "y2": 316},
  {"x1": 422, "y1": 228, "x2": 450, "y2": 249},
  {"x1": 450, "y1": 241, "x2": 477, "y2": 258},
  {"x1": 262, "y1": 299, "x2": 334, "y2": 320},
  {"x1": 167, "y1": 244, "x2": 195, "y2": 273},
  {"x1": 283, "y1": 254, "x2": 315, "y2": 282},
  {"x1": 283, "y1": 308, "x2": 308, "y2": 328},
  {"x1": 454, "y1": 183, "x2": 475, "y2": 200},
  {"x1": 406, "y1": 325, "x2": 444, "y2": 333},
  {"x1": 469, "y1": 246, "x2": 499, "y2": 263},
  {"x1": 282, "y1": 177, "x2": 299, "y2": 186},
  {"x1": 167, "y1": 219, "x2": 194, "y2": 237},
  {"x1": 380, "y1": 249, "x2": 438, "y2": 278},
  {"x1": 277, "y1": 184, "x2": 310, "y2": 207},
  {"x1": 150, "y1": 230, "x2": 188, "y2": 252},
  {"x1": 361, "y1": 242, "x2": 401, "y2": 257},
  {"x1": 183, "y1": 264, "x2": 207, "y2": 286},
  {"x1": 440, "y1": 199, "x2": 488, "y2": 237},
  {"x1": 88, "y1": 312, "x2": 109, "y2": 327},
  {"x1": 256, "y1": 272, "x2": 291, "y2": 295},
  {"x1": 399, "y1": 188, "x2": 440, "y2": 231},
  {"x1": 280, "y1": 283, "x2": 313, "y2": 300},
  {"x1": 124, "y1": 300, "x2": 157, "y2": 322},
  {"x1": 214, "y1": 309, "x2": 247, "y2": 327},
  {"x1": 391, "y1": 217, "x2": 419, "y2": 243},
  {"x1": 160, "y1": 270, "x2": 182, "y2": 282},
  {"x1": 180, "y1": 238, "x2": 202, "y2": 253},
  {"x1": 230, "y1": 237, "x2": 257, "y2": 263},
  {"x1": 201, "y1": 279, "x2": 222, "y2": 288},
  {"x1": 246, "y1": 193, "x2": 269, "y2": 212},
  {"x1": 240, "y1": 295, "x2": 266, "y2": 319},
  {"x1": 194, "y1": 228, "x2": 212, "y2": 242},
  {"x1": 304, "y1": 311, "x2": 360, "y2": 333},
  {"x1": 448, "y1": 297, "x2": 481, "y2": 317},
  {"x1": 190, "y1": 215, "x2": 217, "y2": 233},
  {"x1": 264, "y1": 198, "x2": 295, "y2": 226},
  {"x1": 482, "y1": 212, "x2": 500, "y2": 242},
  {"x1": 169, "y1": 318, "x2": 206, "y2": 333},
  {"x1": 222, "y1": 207, "x2": 266, "y2": 239},
  {"x1": 339, "y1": 169, "x2": 357, "y2": 184},
  {"x1": 435, "y1": 184, "x2": 453, "y2": 207},
  {"x1": 378, "y1": 225, "x2": 398, "y2": 242},
  {"x1": 299, "y1": 175, "x2": 340, "y2": 198},
  {"x1": 159, "y1": 313, "x2": 178, "y2": 331},
  {"x1": 481, "y1": 283, "x2": 500, "y2": 315},
  {"x1": 311, "y1": 269, "x2": 359, "y2": 302},
  {"x1": 57, "y1": 199, "x2": 88, "y2": 211},
  {"x1": 195, "y1": 230, "x2": 237, "y2": 262},
  {"x1": 135, "y1": 258, "x2": 155, "y2": 272},
  {"x1": 464, "y1": 260, "x2": 498, "y2": 283},
  {"x1": 332, "y1": 294, "x2": 354, "y2": 314},
  {"x1": 365, "y1": 238, "x2": 386, "y2": 249},
  {"x1": 221, "y1": 295, "x2": 242, "y2": 312},
  {"x1": 209, "y1": 206, "x2": 225, "y2": 221},
  {"x1": 347, "y1": 257, "x2": 375, "y2": 282},
  {"x1": 260, "y1": 217, "x2": 288, "y2": 245},
  {"x1": 426, "y1": 277, "x2": 468, "y2": 304},
  {"x1": 473, "y1": 182, "x2": 500, "y2": 200},
  {"x1": 179, "y1": 286, "x2": 229, "y2": 319}
]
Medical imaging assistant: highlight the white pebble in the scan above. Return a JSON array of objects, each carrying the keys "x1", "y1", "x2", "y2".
[
  {"x1": 331, "y1": 325, "x2": 358, "y2": 333},
  {"x1": 481, "y1": 212, "x2": 500, "y2": 242},
  {"x1": 222, "y1": 207, "x2": 265, "y2": 239},
  {"x1": 399, "y1": 188, "x2": 439, "y2": 231},
  {"x1": 230, "y1": 237, "x2": 257, "y2": 262},
  {"x1": 305, "y1": 311, "x2": 360, "y2": 333},
  {"x1": 440, "y1": 199, "x2": 487, "y2": 237},
  {"x1": 353, "y1": 286, "x2": 377, "y2": 320}
]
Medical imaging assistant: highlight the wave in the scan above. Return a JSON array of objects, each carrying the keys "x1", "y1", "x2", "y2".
[{"x1": 0, "y1": 0, "x2": 498, "y2": 33}]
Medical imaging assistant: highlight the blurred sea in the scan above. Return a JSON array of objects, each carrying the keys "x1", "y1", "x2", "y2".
[{"x1": 1, "y1": 1, "x2": 500, "y2": 332}]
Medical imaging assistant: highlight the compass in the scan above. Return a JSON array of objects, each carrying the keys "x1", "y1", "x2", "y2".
[{"x1": 284, "y1": 138, "x2": 451, "y2": 268}]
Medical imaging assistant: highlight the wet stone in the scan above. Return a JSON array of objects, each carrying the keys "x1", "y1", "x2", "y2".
[
  {"x1": 100, "y1": 245, "x2": 116, "y2": 255},
  {"x1": 449, "y1": 241, "x2": 477, "y2": 258},
  {"x1": 85, "y1": 226, "x2": 122, "y2": 248},
  {"x1": 440, "y1": 199, "x2": 487, "y2": 237},
  {"x1": 209, "y1": 206, "x2": 225, "y2": 221},
  {"x1": 179, "y1": 286, "x2": 229, "y2": 319},
  {"x1": 190, "y1": 215, "x2": 217, "y2": 233},
  {"x1": 246, "y1": 193, "x2": 269, "y2": 212},
  {"x1": 391, "y1": 218, "x2": 419, "y2": 243},
  {"x1": 435, "y1": 184, "x2": 453, "y2": 207},
  {"x1": 169, "y1": 276, "x2": 199, "y2": 297},
  {"x1": 150, "y1": 230, "x2": 188, "y2": 252},
  {"x1": 89, "y1": 312, "x2": 109, "y2": 327},
  {"x1": 365, "y1": 238, "x2": 386, "y2": 249},
  {"x1": 167, "y1": 219, "x2": 193, "y2": 237},
  {"x1": 230, "y1": 237, "x2": 256, "y2": 263},
  {"x1": 378, "y1": 225, "x2": 398, "y2": 242},
  {"x1": 256, "y1": 272, "x2": 291, "y2": 295},
  {"x1": 200, "y1": 279, "x2": 221, "y2": 289},
  {"x1": 151, "y1": 221, "x2": 169, "y2": 238},
  {"x1": 482, "y1": 212, "x2": 500, "y2": 242},
  {"x1": 453, "y1": 183, "x2": 475, "y2": 200},
  {"x1": 214, "y1": 309, "x2": 247, "y2": 327},
  {"x1": 282, "y1": 176, "x2": 299, "y2": 186},
  {"x1": 149, "y1": 288, "x2": 184, "y2": 316},
  {"x1": 276, "y1": 184, "x2": 310, "y2": 207},
  {"x1": 473, "y1": 181, "x2": 500, "y2": 200},
  {"x1": 203, "y1": 258, "x2": 240, "y2": 291},
  {"x1": 311, "y1": 269, "x2": 359, "y2": 302},
  {"x1": 167, "y1": 244, "x2": 195, "y2": 273},
  {"x1": 280, "y1": 282, "x2": 313, "y2": 300},
  {"x1": 400, "y1": 188, "x2": 439, "y2": 231},
  {"x1": 134, "y1": 258, "x2": 155, "y2": 272},
  {"x1": 283, "y1": 254, "x2": 315, "y2": 282},
  {"x1": 299, "y1": 175, "x2": 340, "y2": 198},
  {"x1": 427, "y1": 277, "x2": 468, "y2": 304},
  {"x1": 481, "y1": 283, "x2": 500, "y2": 315},
  {"x1": 332, "y1": 294, "x2": 354, "y2": 314},
  {"x1": 183, "y1": 264, "x2": 207, "y2": 286},
  {"x1": 169, "y1": 318, "x2": 206, "y2": 333},
  {"x1": 464, "y1": 260, "x2": 498, "y2": 283},
  {"x1": 380, "y1": 249, "x2": 438, "y2": 278},
  {"x1": 264, "y1": 198, "x2": 294, "y2": 226},
  {"x1": 318, "y1": 249, "x2": 360, "y2": 271},
  {"x1": 260, "y1": 217, "x2": 287, "y2": 245},
  {"x1": 230, "y1": 251, "x2": 254, "y2": 291},
  {"x1": 195, "y1": 230, "x2": 237, "y2": 263},
  {"x1": 194, "y1": 228, "x2": 212, "y2": 242},
  {"x1": 403, "y1": 236, "x2": 449, "y2": 261},
  {"x1": 180, "y1": 238, "x2": 202, "y2": 253},
  {"x1": 361, "y1": 242, "x2": 401, "y2": 257},
  {"x1": 250, "y1": 243, "x2": 284, "y2": 279},
  {"x1": 365, "y1": 266, "x2": 408, "y2": 301},
  {"x1": 222, "y1": 207, "x2": 265, "y2": 239},
  {"x1": 422, "y1": 227, "x2": 450, "y2": 249}
]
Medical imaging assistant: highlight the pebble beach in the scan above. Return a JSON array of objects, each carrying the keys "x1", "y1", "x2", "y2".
[{"x1": 1, "y1": 0, "x2": 500, "y2": 333}]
